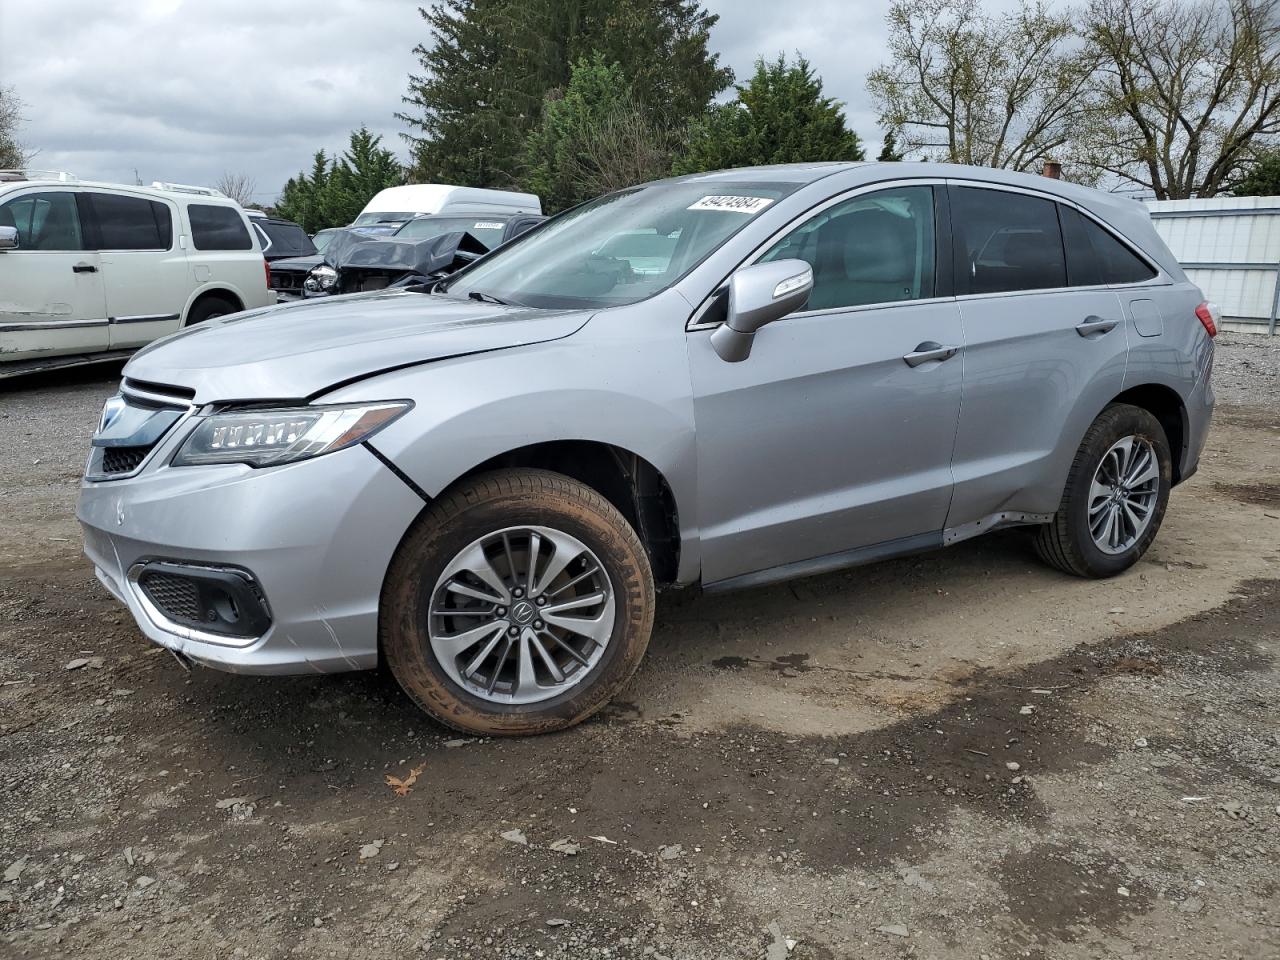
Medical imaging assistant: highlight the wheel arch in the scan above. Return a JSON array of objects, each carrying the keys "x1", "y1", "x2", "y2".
[
  {"x1": 1109, "y1": 382, "x2": 1189, "y2": 485},
  {"x1": 452, "y1": 440, "x2": 682, "y2": 586},
  {"x1": 182, "y1": 286, "x2": 244, "y2": 326}
]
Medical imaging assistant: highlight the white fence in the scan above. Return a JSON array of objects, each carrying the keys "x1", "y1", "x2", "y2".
[{"x1": 1146, "y1": 196, "x2": 1280, "y2": 335}]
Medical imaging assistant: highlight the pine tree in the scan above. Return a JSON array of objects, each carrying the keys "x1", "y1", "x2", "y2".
[
  {"x1": 273, "y1": 130, "x2": 403, "y2": 232},
  {"x1": 274, "y1": 151, "x2": 331, "y2": 234},
  {"x1": 877, "y1": 130, "x2": 904, "y2": 162},
  {"x1": 674, "y1": 55, "x2": 865, "y2": 174},
  {"x1": 1233, "y1": 150, "x2": 1280, "y2": 196},
  {"x1": 399, "y1": 0, "x2": 731, "y2": 188}
]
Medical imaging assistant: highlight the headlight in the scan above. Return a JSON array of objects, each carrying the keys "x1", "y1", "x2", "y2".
[
  {"x1": 304, "y1": 264, "x2": 338, "y2": 293},
  {"x1": 171, "y1": 402, "x2": 411, "y2": 468}
]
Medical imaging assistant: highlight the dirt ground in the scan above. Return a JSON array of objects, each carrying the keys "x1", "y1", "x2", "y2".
[{"x1": 1, "y1": 344, "x2": 1278, "y2": 960}]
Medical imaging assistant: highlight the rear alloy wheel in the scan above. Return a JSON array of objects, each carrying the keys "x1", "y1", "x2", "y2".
[
  {"x1": 381, "y1": 469, "x2": 654, "y2": 735},
  {"x1": 1034, "y1": 403, "x2": 1172, "y2": 578},
  {"x1": 185, "y1": 295, "x2": 237, "y2": 326}
]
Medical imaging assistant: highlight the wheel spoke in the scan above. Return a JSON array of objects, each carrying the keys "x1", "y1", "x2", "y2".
[
  {"x1": 451, "y1": 540, "x2": 512, "y2": 603},
  {"x1": 532, "y1": 530, "x2": 587, "y2": 596},
  {"x1": 501, "y1": 532, "x2": 519, "y2": 589},
  {"x1": 434, "y1": 620, "x2": 506, "y2": 659},
  {"x1": 542, "y1": 591, "x2": 606, "y2": 616},
  {"x1": 529, "y1": 630, "x2": 565, "y2": 683},
  {"x1": 545, "y1": 564, "x2": 600, "y2": 600},
  {"x1": 544, "y1": 628, "x2": 590, "y2": 667},
  {"x1": 543, "y1": 609, "x2": 612, "y2": 643},
  {"x1": 525, "y1": 531, "x2": 542, "y2": 595},
  {"x1": 445, "y1": 580, "x2": 504, "y2": 605},
  {"x1": 1088, "y1": 478, "x2": 1112, "y2": 517},
  {"x1": 516, "y1": 629, "x2": 540, "y2": 693},
  {"x1": 486, "y1": 635, "x2": 515, "y2": 695},
  {"x1": 1126, "y1": 452, "x2": 1159, "y2": 488},
  {"x1": 463, "y1": 625, "x2": 507, "y2": 678}
]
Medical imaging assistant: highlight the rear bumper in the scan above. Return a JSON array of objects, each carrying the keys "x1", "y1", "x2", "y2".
[
  {"x1": 78, "y1": 443, "x2": 423, "y2": 675},
  {"x1": 1179, "y1": 348, "x2": 1215, "y2": 484}
]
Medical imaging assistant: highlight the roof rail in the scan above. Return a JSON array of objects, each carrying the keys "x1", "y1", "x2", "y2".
[
  {"x1": 0, "y1": 169, "x2": 79, "y2": 182},
  {"x1": 151, "y1": 181, "x2": 226, "y2": 197}
]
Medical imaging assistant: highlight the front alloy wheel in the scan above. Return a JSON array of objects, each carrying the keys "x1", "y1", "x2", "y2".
[
  {"x1": 382, "y1": 469, "x2": 655, "y2": 735},
  {"x1": 428, "y1": 526, "x2": 616, "y2": 704}
]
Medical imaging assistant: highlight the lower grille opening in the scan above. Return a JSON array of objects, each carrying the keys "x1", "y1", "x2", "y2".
[{"x1": 135, "y1": 562, "x2": 272, "y2": 640}]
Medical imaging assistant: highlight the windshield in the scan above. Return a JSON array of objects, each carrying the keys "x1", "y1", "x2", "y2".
[
  {"x1": 396, "y1": 216, "x2": 507, "y2": 249},
  {"x1": 260, "y1": 221, "x2": 316, "y2": 257},
  {"x1": 352, "y1": 211, "x2": 416, "y2": 226},
  {"x1": 441, "y1": 181, "x2": 798, "y2": 309}
]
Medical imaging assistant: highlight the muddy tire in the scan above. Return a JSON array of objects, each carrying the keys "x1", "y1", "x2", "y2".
[
  {"x1": 1034, "y1": 403, "x2": 1172, "y2": 578},
  {"x1": 381, "y1": 469, "x2": 655, "y2": 736}
]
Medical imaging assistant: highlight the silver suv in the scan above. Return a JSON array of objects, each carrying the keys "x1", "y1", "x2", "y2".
[{"x1": 77, "y1": 162, "x2": 1216, "y2": 736}]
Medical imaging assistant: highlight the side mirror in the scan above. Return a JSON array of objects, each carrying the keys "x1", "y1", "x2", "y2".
[
  {"x1": 0, "y1": 226, "x2": 18, "y2": 250},
  {"x1": 709, "y1": 258, "x2": 813, "y2": 362}
]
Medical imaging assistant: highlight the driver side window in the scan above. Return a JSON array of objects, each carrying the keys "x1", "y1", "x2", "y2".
[
  {"x1": 759, "y1": 186, "x2": 936, "y2": 311},
  {"x1": 0, "y1": 191, "x2": 85, "y2": 251}
]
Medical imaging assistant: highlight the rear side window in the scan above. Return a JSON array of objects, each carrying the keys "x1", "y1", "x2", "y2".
[
  {"x1": 0, "y1": 191, "x2": 85, "y2": 250},
  {"x1": 87, "y1": 193, "x2": 172, "y2": 250},
  {"x1": 951, "y1": 186, "x2": 1066, "y2": 295},
  {"x1": 188, "y1": 204, "x2": 252, "y2": 251},
  {"x1": 1061, "y1": 205, "x2": 1157, "y2": 285}
]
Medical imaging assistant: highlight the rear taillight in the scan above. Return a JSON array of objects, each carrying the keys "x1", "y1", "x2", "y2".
[
  {"x1": 1195, "y1": 301, "x2": 1219, "y2": 337},
  {"x1": 264, "y1": 259, "x2": 271, "y2": 290}
]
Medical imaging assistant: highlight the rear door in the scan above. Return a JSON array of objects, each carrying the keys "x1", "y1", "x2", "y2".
[
  {"x1": 83, "y1": 191, "x2": 189, "y2": 350},
  {"x1": 689, "y1": 183, "x2": 965, "y2": 585},
  {"x1": 0, "y1": 188, "x2": 108, "y2": 361},
  {"x1": 945, "y1": 184, "x2": 1129, "y2": 528}
]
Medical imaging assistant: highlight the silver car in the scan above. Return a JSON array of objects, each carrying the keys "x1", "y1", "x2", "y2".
[{"x1": 78, "y1": 162, "x2": 1216, "y2": 735}]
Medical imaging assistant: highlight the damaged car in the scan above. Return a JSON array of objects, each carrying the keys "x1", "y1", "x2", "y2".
[{"x1": 78, "y1": 163, "x2": 1215, "y2": 737}]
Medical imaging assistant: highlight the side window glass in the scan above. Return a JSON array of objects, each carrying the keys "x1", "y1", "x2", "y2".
[
  {"x1": 0, "y1": 191, "x2": 84, "y2": 251},
  {"x1": 1059, "y1": 205, "x2": 1104, "y2": 287},
  {"x1": 188, "y1": 204, "x2": 253, "y2": 251},
  {"x1": 759, "y1": 186, "x2": 936, "y2": 310},
  {"x1": 1083, "y1": 216, "x2": 1157, "y2": 284},
  {"x1": 88, "y1": 193, "x2": 172, "y2": 250},
  {"x1": 951, "y1": 187, "x2": 1066, "y2": 294}
]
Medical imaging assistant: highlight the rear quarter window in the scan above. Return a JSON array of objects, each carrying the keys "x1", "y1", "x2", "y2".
[{"x1": 188, "y1": 204, "x2": 253, "y2": 251}]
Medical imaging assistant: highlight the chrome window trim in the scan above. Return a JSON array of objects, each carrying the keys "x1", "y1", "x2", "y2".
[
  {"x1": 687, "y1": 176, "x2": 1171, "y2": 330},
  {"x1": 686, "y1": 177, "x2": 952, "y2": 331}
]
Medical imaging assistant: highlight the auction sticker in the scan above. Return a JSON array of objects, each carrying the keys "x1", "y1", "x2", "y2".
[
  {"x1": 473, "y1": 222, "x2": 505, "y2": 230},
  {"x1": 687, "y1": 195, "x2": 775, "y2": 214}
]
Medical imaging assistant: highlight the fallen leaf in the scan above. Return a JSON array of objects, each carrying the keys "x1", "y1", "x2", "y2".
[{"x1": 384, "y1": 764, "x2": 425, "y2": 797}]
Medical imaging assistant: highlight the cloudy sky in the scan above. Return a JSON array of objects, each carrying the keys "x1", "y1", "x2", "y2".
[{"x1": 4, "y1": 0, "x2": 920, "y2": 204}]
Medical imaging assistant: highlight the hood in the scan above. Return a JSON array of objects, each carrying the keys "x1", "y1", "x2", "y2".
[
  {"x1": 124, "y1": 290, "x2": 592, "y2": 403},
  {"x1": 326, "y1": 229, "x2": 487, "y2": 276}
]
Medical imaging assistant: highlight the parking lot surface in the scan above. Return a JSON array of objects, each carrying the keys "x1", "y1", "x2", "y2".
[{"x1": 1, "y1": 337, "x2": 1278, "y2": 960}]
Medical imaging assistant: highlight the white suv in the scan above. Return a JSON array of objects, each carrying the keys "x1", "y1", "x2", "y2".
[{"x1": 0, "y1": 171, "x2": 274, "y2": 375}]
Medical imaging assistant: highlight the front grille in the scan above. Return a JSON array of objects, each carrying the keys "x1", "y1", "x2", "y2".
[
  {"x1": 101, "y1": 446, "x2": 150, "y2": 474},
  {"x1": 138, "y1": 572, "x2": 202, "y2": 623}
]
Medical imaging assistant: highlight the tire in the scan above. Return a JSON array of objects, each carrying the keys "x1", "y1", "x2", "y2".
[
  {"x1": 185, "y1": 295, "x2": 237, "y2": 326},
  {"x1": 1034, "y1": 403, "x2": 1172, "y2": 578},
  {"x1": 381, "y1": 469, "x2": 655, "y2": 736}
]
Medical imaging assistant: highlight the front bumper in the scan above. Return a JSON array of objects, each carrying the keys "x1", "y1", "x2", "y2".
[{"x1": 78, "y1": 441, "x2": 423, "y2": 675}]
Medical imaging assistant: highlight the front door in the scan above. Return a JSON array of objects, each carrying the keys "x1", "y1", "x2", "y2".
[
  {"x1": 0, "y1": 189, "x2": 108, "y2": 361},
  {"x1": 689, "y1": 184, "x2": 964, "y2": 586}
]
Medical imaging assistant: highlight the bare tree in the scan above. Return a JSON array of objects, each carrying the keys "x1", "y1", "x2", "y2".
[
  {"x1": 561, "y1": 101, "x2": 683, "y2": 200},
  {"x1": 0, "y1": 86, "x2": 30, "y2": 169},
  {"x1": 215, "y1": 171, "x2": 258, "y2": 207},
  {"x1": 867, "y1": 0, "x2": 1097, "y2": 175},
  {"x1": 1079, "y1": 0, "x2": 1280, "y2": 198}
]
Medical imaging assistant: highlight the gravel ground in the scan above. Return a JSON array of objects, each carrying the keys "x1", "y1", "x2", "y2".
[
  {"x1": 1, "y1": 338, "x2": 1278, "y2": 960},
  {"x1": 1211, "y1": 332, "x2": 1280, "y2": 407}
]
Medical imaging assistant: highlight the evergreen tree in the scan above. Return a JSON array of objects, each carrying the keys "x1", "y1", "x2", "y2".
[
  {"x1": 524, "y1": 55, "x2": 680, "y2": 212},
  {"x1": 877, "y1": 129, "x2": 904, "y2": 162},
  {"x1": 1233, "y1": 150, "x2": 1280, "y2": 196},
  {"x1": 273, "y1": 129, "x2": 403, "y2": 232},
  {"x1": 275, "y1": 151, "x2": 332, "y2": 234},
  {"x1": 673, "y1": 55, "x2": 865, "y2": 174},
  {"x1": 399, "y1": 0, "x2": 730, "y2": 188}
]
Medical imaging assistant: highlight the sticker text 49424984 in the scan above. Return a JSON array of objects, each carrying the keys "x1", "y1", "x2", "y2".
[{"x1": 686, "y1": 195, "x2": 775, "y2": 214}]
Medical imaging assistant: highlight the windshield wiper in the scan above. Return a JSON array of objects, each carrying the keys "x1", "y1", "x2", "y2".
[{"x1": 467, "y1": 290, "x2": 511, "y2": 306}]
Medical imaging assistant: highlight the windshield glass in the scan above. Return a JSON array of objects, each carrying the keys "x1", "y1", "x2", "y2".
[
  {"x1": 260, "y1": 221, "x2": 316, "y2": 257},
  {"x1": 352, "y1": 211, "x2": 416, "y2": 226},
  {"x1": 396, "y1": 216, "x2": 507, "y2": 249},
  {"x1": 311, "y1": 229, "x2": 337, "y2": 253},
  {"x1": 442, "y1": 181, "x2": 798, "y2": 309}
]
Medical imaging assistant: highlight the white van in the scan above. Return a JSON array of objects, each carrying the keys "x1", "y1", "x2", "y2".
[
  {"x1": 0, "y1": 171, "x2": 274, "y2": 375},
  {"x1": 349, "y1": 184, "x2": 542, "y2": 230}
]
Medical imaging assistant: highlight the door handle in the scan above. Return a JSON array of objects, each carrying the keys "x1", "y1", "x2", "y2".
[
  {"x1": 1075, "y1": 316, "x2": 1118, "y2": 337},
  {"x1": 903, "y1": 341, "x2": 959, "y2": 367},
  {"x1": 72, "y1": 263, "x2": 97, "y2": 274}
]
